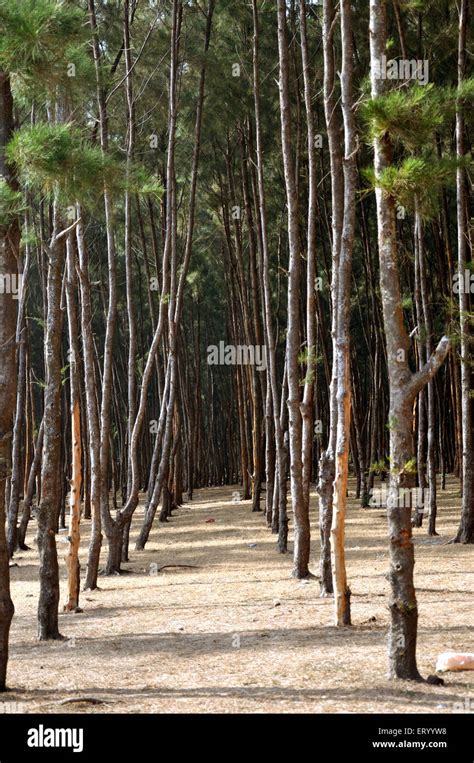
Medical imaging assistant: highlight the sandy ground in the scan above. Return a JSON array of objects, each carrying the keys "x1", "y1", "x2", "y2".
[{"x1": 3, "y1": 477, "x2": 473, "y2": 714}]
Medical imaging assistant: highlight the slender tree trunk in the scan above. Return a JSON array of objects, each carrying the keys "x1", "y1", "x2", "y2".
[
  {"x1": 417, "y1": 211, "x2": 438, "y2": 536},
  {"x1": 277, "y1": 0, "x2": 305, "y2": 572},
  {"x1": 122, "y1": 0, "x2": 138, "y2": 563},
  {"x1": 76, "y1": 211, "x2": 102, "y2": 590},
  {"x1": 18, "y1": 419, "x2": 44, "y2": 550},
  {"x1": 455, "y1": 0, "x2": 473, "y2": 544},
  {"x1": 252, "y1": 0, "x2": 287, "y2": 552},
  {"x1": 330, "y1": 0, "x2": 357, "y2": 626},
  {"x1": 298, "y1": 0, "x2": 317, "y2": 575},
  {"x1": 6, "y1": 233, "x2": 29, "y2": 556},
  {"x1": 317, "y1": 0, "x2": 344, "y2": 596}
]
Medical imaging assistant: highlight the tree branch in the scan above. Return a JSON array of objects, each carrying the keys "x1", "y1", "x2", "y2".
[{"x1": 409, "y1": 335, "x2": 451, "y2": 398}]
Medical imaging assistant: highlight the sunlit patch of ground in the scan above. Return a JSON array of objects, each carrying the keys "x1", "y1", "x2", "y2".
[{"x1": 5, "y1": 476, "x2": 473, "y2": 713}]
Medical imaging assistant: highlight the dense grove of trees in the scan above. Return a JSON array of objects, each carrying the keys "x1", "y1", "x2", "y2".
[{"x1": 0, "y1": 0, "x2": 472, "y2": 690}]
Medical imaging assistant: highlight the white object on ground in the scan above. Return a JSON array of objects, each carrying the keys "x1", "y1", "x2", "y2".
[{"x1": 436, "y1": 652, "x2": 474, "y2": 672}]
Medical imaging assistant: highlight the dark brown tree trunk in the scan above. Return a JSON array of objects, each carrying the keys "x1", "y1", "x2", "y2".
[
  {"x1": 37, "y1": 206, "x2": 67, "y2": 641},
  {"x1": 0, "y1": 70, "x2": 17, "y2": 688}
]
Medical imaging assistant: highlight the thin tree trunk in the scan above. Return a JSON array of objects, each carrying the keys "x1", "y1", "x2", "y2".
[
  {"x1": 76, "y1": 211, "x2": 102, "y2": 590},
  {"x1": 64, "y1": 234, "x2": 81, "y2": 611},
  {"x1": 252, "y1": 0, "x2": 286, "y2": 552},
  {"x1": 455, "y1": 0, "x2": 473, "y2": 544},
  {"x1": 298, "y1": 0, "x2": 317, "y2": 576},
  {"x1": 317, "y1": 0, "x2": 344, "y2": 596},
  {"x1": 330, "y1": 0, "x2": 357, "y2": 626}
]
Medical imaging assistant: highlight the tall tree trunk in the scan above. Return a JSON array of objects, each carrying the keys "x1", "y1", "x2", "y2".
[
  {"x1": 455, "y1": 0, "x2": 473, "y2": 544},
  {"x1": 277, "y1": 0, "x2": 307, "y2": 576},
  {"x1": 0, "y1": 70, "x2": 17, "y2": 687},
  {"x1": 64, "y1": 234, "x2": 81, "y2": 611},
  {"x1": 317, "y1": 0, "x2": 344, "y2": 596},
  {"x1": 252, "y1": 0, "x2": 287, "y2": 552},
  {"x1": 37, "y1": 203, "x2": 67, "y2": 641},
  {"x1": 122, "y1": 0, "x2": 138, "y2": 563},
  {"x1": 417, "y1": 211, "x2": 438, "y2": 536},
  {"x1": 369, "y1": 0, "x2": 450, "y2": 679},
  {"x1": 330, "y1": 0, "x2": 357, "y2": 626},
  {"x1": 6, "y1": 231, "x2": 29, "y2": 556},
  {"x1": 76, "y1": 211, "x2": 102, "y2": 590},
  {"x1": 299, "y1": 0, "x2": 317, "y2": 572}
]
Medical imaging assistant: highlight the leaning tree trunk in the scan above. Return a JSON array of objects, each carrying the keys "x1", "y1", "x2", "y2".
[
  {"x1": 0, "y1": 70, "x2": 17, "y2": 688},
  {"x1": 369, "y1": 0, "x2": 450, "y2": 679}
]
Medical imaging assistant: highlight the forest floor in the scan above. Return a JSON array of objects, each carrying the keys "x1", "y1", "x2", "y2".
[{"x1": 5, "y1": 477, "x2": 474, "y2": 714}]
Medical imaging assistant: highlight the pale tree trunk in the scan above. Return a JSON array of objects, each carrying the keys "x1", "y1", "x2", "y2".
[
  {"x1": 64, "y1": 234, "x2": 82, "y2": 611},
  {"x1": 416, "y1": 211, "x2": 438, "y2": 535},
  {"x1": 299, "y1": 0, "x2": 317, "y2": 574},
  {"x1": 369, "y1": 0, "x2": 450, "y2": 679},
  {"x1": 76, "y1": 211, "x2": 102, "y2": 590},
  {"x1": 455, "y1": 0, "x2": 473, "y2": 544},
  {"x1": 133, "y1": 0, "x2": 216, "y2": 550},
  {"x1": 0, "y1": 70, "x2": 17, "y2": 687},
  {"x1": 277, "y1": 0, "x2": 307, "y2": 577},
  {"x1": 88, "y1": 0, "x2": 122, "y2": 575},
  {"x1": 6, "y1": 227, "x2": 29, "y2": 556},
  {"x1": 130, "y1": 0, "x2": 182, "y2": 549},
  {"x1": 317, "y1": 0, "x2": 344, "y2": 596},
  {"x1": 330, "y1": 0, "x2": 357, "y2": 626},
  {"x1": 252, "y1": 0, "x2": 287, "y2": 551},
  {"x1": 413, "y1": 234, "x2": 426, "y2": 528},
  {"x1": 17, "y1": 418, "x2": 44, "y2": 550},
  {"x1": 122, "y1": 0, "x2": 138, "y2": 563}
]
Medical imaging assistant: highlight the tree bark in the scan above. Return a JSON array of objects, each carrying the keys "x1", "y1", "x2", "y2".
[
  {"x1": 455, "y1": 0, "x2": 473, "y2": 544},
  {"x1": 0, "y1": 70, "x2": 17, "y2": 687},
  {"x1": 330, "y1": 0, "x2": 357, "y2": 626},
  {"x1": 369, "y1": 0, "x2": 450, "y2": 679},
  {"x1": 37, "y1": 207, "x2": 66, "y2": 641},
  {"x1": 64, "y1": 234, "x2": 82, "y2": 611}
]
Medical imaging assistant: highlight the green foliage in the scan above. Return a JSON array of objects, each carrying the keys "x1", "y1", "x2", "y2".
[
  {"x1": 7, "y1": 124, "x2": 107, "y2": 203},
  {"x1": 7, "y1": 124, "x2": 163, "y2": 207},
  {"x1": 362, "y1": 84, "x2": 444, "y2": 149},
  {"x1": 0, "y1": 0, "x2": 90, "y2": 89},
  {"x1": 363, "y1": 153, "x2": 468, "y2": 217},
  {"x1": 369, "y1": 459, "x2": 388, "y2": 475},
  {"x1": 363, "y1": 80, "x2": 474, "y2": 149},
  {"x1": 402, "y1": 458, "x2": 418, "y2": 475},
  {"x1": 0, "y1": 179, "x2": 25, "y2": 226}
]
